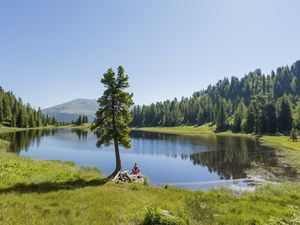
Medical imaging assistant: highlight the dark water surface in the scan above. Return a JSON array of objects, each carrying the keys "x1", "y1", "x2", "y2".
[{"x1": 0, "y1": 129, "x2": 294, "y2": 190}]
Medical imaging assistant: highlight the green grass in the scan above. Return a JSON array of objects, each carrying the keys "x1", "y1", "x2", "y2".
[
  {"x1": 0, "y1": 123, "x2": 92, "y2": 134},
  {"x1": 133, "y1": 125, "x2": 252, "y2": 138},
  {"x1": 261, "y1": 135, "x2": 300, "y2": 152},
  {"x1": 1, "y1": 126, "x2": 300, "y2": 224},
  {"x1": 259, "y1": 135, "x2": 300, "y2": 174},
  {"x1": 0, "y1": 125, "x2": 61, "y2": 134}
]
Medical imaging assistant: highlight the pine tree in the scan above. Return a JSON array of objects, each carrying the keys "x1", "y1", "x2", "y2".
[
  {"x1": 232, "y1": 99, "x2": 246, "y2": 132},
  {"x1": 16, "y1": 108, "x2": 25, "y2": 128},
  {"x1": 216, "y1": 98, "x2": 228, "y2": 131},
  {"x1": 10, "y1": 115, "x2": 16, "y2": 127},
  {"x1": 290, "y1": 127, "x2": 298, "y2": 142},
  {"x1": 277, "y1": 95, "x2": 292, "y2": 133},
  {"x1": 3, "y1": 100, "x2": 12, "y2": 120},
  {"x1": 36, "y1": 108, "x2": 43, "y2": 127},
  {"x1": 129, "y1": 60, "x2": 300, "y2": 135},
  {"x1": 265, "y1": 102, "x2": 277, "y2": 133},
  {"x1": 171, "y1": 98, "x2": 183, "y2": 126},
  {"x1": 28, "y1": 111, "x2": 35, "y2": 128},
  {"x1": 91, "y1": 66, "x2": 134, "y2": 178},
  {"x1": 245, "y1": 102, "x2": 255, "y2": 133},
  {"x1": 252, "y1": 95, "x2": 267, "y2": 134}
]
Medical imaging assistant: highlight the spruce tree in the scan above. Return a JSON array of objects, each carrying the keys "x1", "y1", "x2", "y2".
[
  {"x1": 16, "y1": 108, "x2": 25, "y2": 128},
  {"x1": 10, "y1": 115, "x2": 16, "y2": 127},
  {"x1": 265, "y1": 102, "x2": 277, "y2": 133},
  {"x1": 216, "y1": 98, "x2": 227, "y2": 131},
  {"x1": 277, "y1": 95, "x2": 292, "y2": 133},
  {"x1": 245, "y1": 102, "x2": 255, "y2": 133},
  {"x1": 232, "y1": 100, "x2": 246, "y2": 132},
  {"x1": 92, "y1": 66, "x2": 134, "y2": 178}
]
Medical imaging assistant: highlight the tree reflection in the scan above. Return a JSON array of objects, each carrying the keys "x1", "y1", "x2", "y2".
[
  {"x1": 71, "y1": 129, "x2": 88, "y2": 140},
  {"x1": 0, "y1": 129, "x2": 59, "y2": 153},
  {"x1": 131, "y1": 130, "x2": 283, "y2": 179}
]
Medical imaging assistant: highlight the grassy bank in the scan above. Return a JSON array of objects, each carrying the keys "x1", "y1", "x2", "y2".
[
  {"x1": 1, "y1": 126, "x2": 300, "y2": 224},
  {"x1": 0, "y1": 125, "x2": 61, "y2": 134},
  {"x1": 0, "y1": 123, "x2": 91, "y2": 134},
  {"x1": 133, "y1": 125, "x2": 300, "y2": 150},
  {"x1": 59, "y1": 123, "x2": 92, "y2": 129},
  {"x1": 133, "y1": 125, "x2": 253, "y2": 138}
]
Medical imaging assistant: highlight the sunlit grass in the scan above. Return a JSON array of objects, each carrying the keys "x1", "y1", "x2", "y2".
[
  {"x1": 261, "y1": 135, "x2": 300, "y2": 152},
  {"x1": 0, "y1": 125, "x2": 60, "y2": 134},
  {"x1": 1, "y1": 126, "x2": 300, "y2": 224},
  {"x1": 133, "y1": 124, "x2": 253, "y2": 138},
  {"x1": 133, "y1": 124, "x2": 215, "y2": 136}
]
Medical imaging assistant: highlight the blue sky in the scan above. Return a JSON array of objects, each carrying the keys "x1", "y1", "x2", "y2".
[{"x1": 1, "y1": 0, "x2": 300, "y2": 109}]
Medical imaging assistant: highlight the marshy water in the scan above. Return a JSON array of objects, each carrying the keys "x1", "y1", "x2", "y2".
[{"x1": 0, "y1": 129, "x2": 297, "y2": 190}]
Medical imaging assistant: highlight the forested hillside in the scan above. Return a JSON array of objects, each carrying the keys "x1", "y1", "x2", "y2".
[
  {"x1": 131, "y1": 60, "x2": 300, "y2": 134},
  {"x1": 0, "y1": 86, "x2": 59, "y2": 128}
]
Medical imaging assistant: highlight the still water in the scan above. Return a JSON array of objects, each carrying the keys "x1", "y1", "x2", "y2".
[{"x1": 0, "y1": 129, "x2": 294, "y2": 190}]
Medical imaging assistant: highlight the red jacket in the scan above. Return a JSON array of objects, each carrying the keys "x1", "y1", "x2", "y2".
[{"x1": 132, "y1": 166, "x2": 140, "y2": 175}]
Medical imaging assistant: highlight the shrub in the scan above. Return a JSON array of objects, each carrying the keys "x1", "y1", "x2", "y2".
[
  {"x1": 142, "y1": 208, "x2": 184, "y2": 225},
  {"x1": 268, "y1": 206, "x2": 300, "y2": 225}
]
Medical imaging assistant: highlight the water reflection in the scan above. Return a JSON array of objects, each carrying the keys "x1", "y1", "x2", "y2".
[
  {"x1": 0, "y1": 129, "x2": 59, "y2": 153},
  {"x1": 130, "y1": 131, "x2": 297, "y2": 180},
  {"x1": 0, "y1": 129, "x2": 297, "y2": 187},
  {"x1": 71, "y1": 129, "x2": 88, "y2": 140}
]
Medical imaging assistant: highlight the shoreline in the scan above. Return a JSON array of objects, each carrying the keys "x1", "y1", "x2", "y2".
[
  {"x1": 0, "y1": 125, "x2": 300, "y2": 224},
  {"x1": 132, "y1": 125, "x2": 300, "y2": 152},
  {"x1": 133, "y1": 125, "x2": 300, "y2": 178}
]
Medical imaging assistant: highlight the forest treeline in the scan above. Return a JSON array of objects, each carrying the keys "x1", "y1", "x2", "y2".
[
  {"x1": 130, "y1": 60, "x2": 300, "y2": 134},
  {"x1": 71, "y1": 115, "x2": 89, "y2": 126},
  {"x1": 0, "y1": 87, "x2": 62, "y2": 128}
]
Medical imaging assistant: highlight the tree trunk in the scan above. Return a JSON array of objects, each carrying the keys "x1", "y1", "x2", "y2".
[
  {"x1": 108, "y1": 137, "x2": 122, "y2": 179},
  {"x1": 108, "y1": 98, "x2": 122, "y2": 179}
]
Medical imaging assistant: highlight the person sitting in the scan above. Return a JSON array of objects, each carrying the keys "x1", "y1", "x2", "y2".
[{"x1": 132, "y1": 163, "x2": 140, "y2": 175}]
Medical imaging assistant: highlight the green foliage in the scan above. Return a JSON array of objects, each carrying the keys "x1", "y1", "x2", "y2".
[
  {"x1": 72, "y1": 115, "x2": 88, "y2": 125},
  {"x1": 185, "y1": 184, "x2": 300, "y2": 225},
  {"x1": 0, "y1": 86, "x2": 60, "y2": 128},
  {"x1": 215, "y1": 97, "x2": 228, "y2": 131},
  {"x1": 142, "y1": 208, "x2": 184, "y2": 225},
  {"x1": 268, "y1": 206, "x2": 300, "y2": 225},
  {"x1": 0, "y1": 153, "x2": 101, "y2": 189},
  {"x1": 232, "y1": 99, "x2": 246, "y2": 132},
  {"x1": 277, "y1": 94, "x2": 293, "y2": 133},
  {"x1": 131, "y1": 61, "x2": 300, "y2": 135},
  {"x1": 1, "y1": 131, "x2": 300, "y2": 225},
  {"x1": 92, "y1": 66, "x2": 133, "y2": 148},
  {"x1": 92, "y1": 66, "x2": 134, "y2": 174},
  {"x1": 290, "y1": 127, "x2": 298, "y2": 142}
]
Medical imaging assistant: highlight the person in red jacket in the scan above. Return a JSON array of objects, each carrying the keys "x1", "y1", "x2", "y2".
[{"x1": 132, "y1": 163, "x2": 140, "y2": 175}]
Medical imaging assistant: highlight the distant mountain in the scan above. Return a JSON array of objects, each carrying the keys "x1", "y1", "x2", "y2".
[{"x1": 43, "y1": 99, "x2": 98, "y2": 123}]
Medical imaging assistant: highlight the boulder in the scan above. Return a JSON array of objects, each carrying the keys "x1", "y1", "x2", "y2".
[{"x1": 113, "y1": 170, "x2": 144, "y2": 184}]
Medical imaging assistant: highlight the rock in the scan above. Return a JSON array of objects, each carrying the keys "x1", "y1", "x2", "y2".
[
  {"x1": 161, "y1": 210, "x2": 175, "y2": 219},
  {"x1": 112, "y1": 170, "x2": 144, "y2": 184}
]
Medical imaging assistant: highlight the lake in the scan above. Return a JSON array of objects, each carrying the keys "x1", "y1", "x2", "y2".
[{"x1": 0, "y1": 128, "x2": 297, "y2": 190}]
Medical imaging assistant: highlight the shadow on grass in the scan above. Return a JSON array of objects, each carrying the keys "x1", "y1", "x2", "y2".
[{"x1": 0, "y1": 178, "x2": 109, "y2": 194}]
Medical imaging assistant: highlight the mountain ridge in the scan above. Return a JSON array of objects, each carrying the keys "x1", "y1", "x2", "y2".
[{"x1": 43, "y1": 98, "x2": 98, "y2": 122}]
